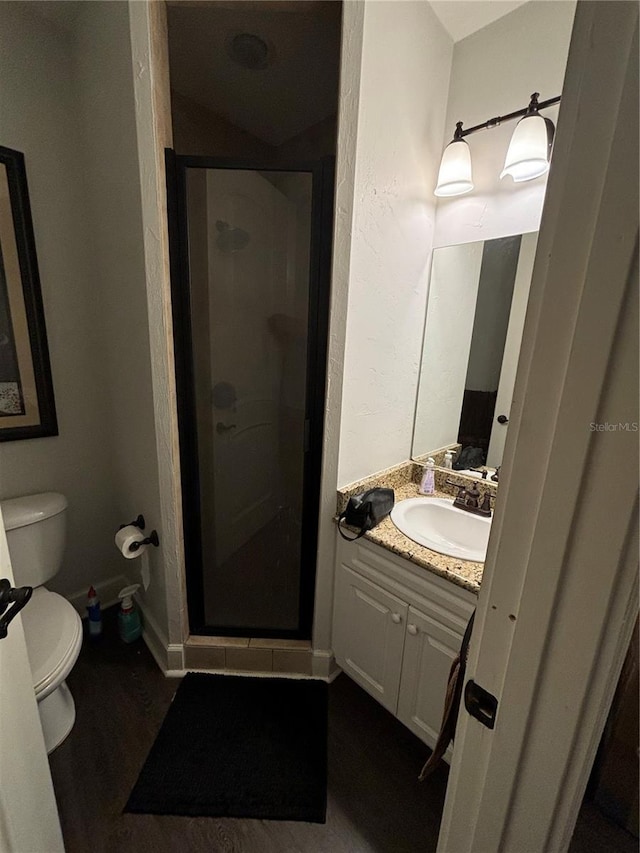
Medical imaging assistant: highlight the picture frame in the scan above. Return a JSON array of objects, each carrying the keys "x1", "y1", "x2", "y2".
[{"x1": 0, "y1": 145, "x2": 57, "y2": 441}]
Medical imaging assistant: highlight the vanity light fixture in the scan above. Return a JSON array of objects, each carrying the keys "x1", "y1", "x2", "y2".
[
  {"x1": 434, "y1": 92, "x2": 561, "y2": 198},
  {"x1": 434, "y1": 122, "x2": 474, "y2": 198}
]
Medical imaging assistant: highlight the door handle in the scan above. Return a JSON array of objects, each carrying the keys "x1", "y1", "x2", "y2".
[
  {"x1": 216, "y1": 422, "x2": 237, "y2": 434},
  {"x1": 496, "y1": 414, "x2": 509, "y2": 425},
  {"x1": 0, "y1": 579, "x2": 32, "y2": 640},
  {"x1": 391, "y1": 612, "x2": 402, "y2": 624},
  {"x1": 407, "y1": 623, "x2": 419, "y2": 635}
]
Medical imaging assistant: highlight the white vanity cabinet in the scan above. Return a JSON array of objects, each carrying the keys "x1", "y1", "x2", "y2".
[
  {"x1": 333, "y1": 535, "x2": 477, "y2": 754},
  {"x1": 333, "y1": 563, "x2": 408, "y2": 713}
]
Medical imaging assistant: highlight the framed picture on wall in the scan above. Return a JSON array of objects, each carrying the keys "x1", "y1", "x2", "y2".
[{"x1": 0, "y1": 145, "x2": 57, "y2": 441}]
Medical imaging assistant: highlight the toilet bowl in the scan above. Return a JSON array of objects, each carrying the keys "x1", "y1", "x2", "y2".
[{"x1": 1, "y1": 492, "x2": 82, "y2": 753}]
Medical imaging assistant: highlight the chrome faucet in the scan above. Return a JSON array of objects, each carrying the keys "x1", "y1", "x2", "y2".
[{"x1": 446, "y1": 481, "x2": 493, "y2": 518}]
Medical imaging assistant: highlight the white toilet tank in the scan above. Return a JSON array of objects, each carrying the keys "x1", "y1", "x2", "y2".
[{"x1": 1, "y1": 493, "x2": 68, "y2": 588}]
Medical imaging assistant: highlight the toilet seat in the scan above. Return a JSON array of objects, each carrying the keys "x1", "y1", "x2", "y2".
[{"x1": 21, "y1": 588, "x2": 83, "y2": 700}]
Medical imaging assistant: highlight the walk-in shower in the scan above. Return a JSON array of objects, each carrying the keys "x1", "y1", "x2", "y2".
[{"x1": 167, "y1": 155, "x2": 334, "y2": 638}]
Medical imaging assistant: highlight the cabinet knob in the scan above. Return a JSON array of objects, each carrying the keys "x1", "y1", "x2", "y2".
[
  {"x1": 407, "y1": 623, "x2": 419, "y2": 635},
  {"x1": 391, "y1": 612, "x2": 402, "y2": 624}
]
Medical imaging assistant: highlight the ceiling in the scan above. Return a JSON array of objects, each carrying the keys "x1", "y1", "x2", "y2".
[
  {"x1": 429, "y1": 1, "x2": 529, "y2": 42},
  {"x1": 32, "y1": 0, "x2": 527, "y2": 145},
  {"x1": 167, "y1": 0, "x2": 341, "y2": 147}
]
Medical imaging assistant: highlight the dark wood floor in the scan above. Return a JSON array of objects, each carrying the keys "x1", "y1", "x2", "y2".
[{"x1": 49, "y1": 611, "x2": 637, "y2": 853}]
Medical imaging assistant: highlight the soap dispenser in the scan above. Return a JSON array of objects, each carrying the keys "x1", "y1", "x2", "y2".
[
  {"x1": 117, "y1": 584, "x2": 142, "y2": 643},
  {"x1": 419, "y1": 458, "x2": 436, "y2": 496}
]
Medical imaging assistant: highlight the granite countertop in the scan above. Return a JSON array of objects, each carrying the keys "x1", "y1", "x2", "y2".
[{"x1": 336, "y1": 463, "x2": 485, "y2": 594}]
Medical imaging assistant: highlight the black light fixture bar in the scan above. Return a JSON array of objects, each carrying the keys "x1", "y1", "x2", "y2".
[{"x1": 453, "y1": 93, "x2": 561, "y2": 140}]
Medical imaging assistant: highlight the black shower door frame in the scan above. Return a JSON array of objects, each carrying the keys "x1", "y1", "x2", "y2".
[{"x1": 165, "y1": 151, "x2": 334, "y2": 640}]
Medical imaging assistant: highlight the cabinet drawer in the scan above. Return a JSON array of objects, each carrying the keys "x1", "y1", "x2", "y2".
[
  {"x1": 336, "y1": 534, "x2": 476, "y2": 634},
  {"x1": 333, "y1": 563, "x2": 408, "y2": 714}
]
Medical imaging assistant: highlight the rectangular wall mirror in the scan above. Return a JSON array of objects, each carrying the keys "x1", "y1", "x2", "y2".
[{"x1": 412, "y1": 231, "x2": 538, "y2": 472}]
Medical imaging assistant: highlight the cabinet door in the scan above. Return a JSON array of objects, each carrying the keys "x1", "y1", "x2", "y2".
[
  {"x1": 397, "y1": 605, "x2": 463, "y2": 754},
  {"x1": 333, "y1": 564, "x2": 408, "y2": 714}
]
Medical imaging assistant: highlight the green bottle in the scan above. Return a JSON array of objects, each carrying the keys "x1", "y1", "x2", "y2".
[{"x1": 117, "y1": 584, "x2": 142, "y2": 643}]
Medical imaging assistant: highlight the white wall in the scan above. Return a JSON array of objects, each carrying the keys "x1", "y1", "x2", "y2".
[
  {"x1": 311, "y1": 1, "x2": 365, "y2": 659},
  {"x1": 129, "y1": 0, "x2": 188, "y2": 656},
  {"x1": 434, "y1": 0, "x2": 576, "y2": 247},
  {"x1": 412, "y1": 0, "x2": 575, "y2": 459},
  {"x1": 337, "y1": 1, "x2": 453, "y2": 486},
  {"x1": 0, "y1": 4, "x2": 120, "y2": 598},
  {"x1": 0, "y1": 3, "x2": 172, "y2": 648},
  {"x1": 73, "y1": 2, "x2": 168, "y2": 632}
]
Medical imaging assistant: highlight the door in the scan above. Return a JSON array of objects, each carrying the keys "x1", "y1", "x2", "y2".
[
  {"x1": 168, "y1": 155, "x2": 333, "y2": 638},
  {"x1": 333, "y1": 563, "x2": 407, "y2": 714},
  {"x1": 438, "y1": 4, "x2": 638, "y2": 851},
  {"x1": 0, "y1": 507, "x2": 64, "y2": 853},
  {"x1": 397, "y1": 605, "x2": 461, "y2": 756}
]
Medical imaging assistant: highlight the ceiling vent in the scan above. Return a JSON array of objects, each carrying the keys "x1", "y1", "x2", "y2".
[{"x1": 227, "y1": 33, "x2": 272, "y2": 70}]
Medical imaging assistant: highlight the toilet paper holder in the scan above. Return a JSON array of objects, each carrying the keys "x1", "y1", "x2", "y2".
[
  {"x1": 128, "y1": 530, "x2": 160, "y2": 552},
  {"x1": 117, "y1": 515, "x2": 160, "y2": 552},
  {"x1": 119, "y1": 514, "x2": 145, "y2": 532}
]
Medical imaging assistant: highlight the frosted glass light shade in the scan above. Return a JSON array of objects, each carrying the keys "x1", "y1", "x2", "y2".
[
  {"x1": 434, "y1": 139, "x2": 474, "y2": 197},
  {"x1": 501, "y1": 114, "x2": 554, "y2": 182}
]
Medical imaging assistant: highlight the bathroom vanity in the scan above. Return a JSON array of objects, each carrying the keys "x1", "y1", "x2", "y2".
[
  {"x1": 331, "y1": 229, "x2": 536, "y2": 753},
  {"x1": 333, "y1": 534, "x2": 476, "y2": 755},
  {"x1": 330, "y1": 224, "x2": 528, "y2": 752},
  {"x1": 332, "y1": 470, "x2": 481, "y2": 757}
]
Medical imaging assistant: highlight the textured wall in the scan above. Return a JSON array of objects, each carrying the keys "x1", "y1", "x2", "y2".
[
  {"x1": 0, "y1": 3, "x2": 121, "y2": 598},
  {"x1": 74, "y1": 1, "x2": 168, "y2": 633},
  {"x1": 0, "y1": 2, "x2": 178, "y2": 645},
  {"x1": 337, "y1": 1, "x2": 453, "y2": 486},
  {"x1": 412, "y1": 1, "x2": 575, "y2": 459},
  {"x1": 434, "y1": 1, "x2": 576, "y2": 247},
  {"x1": 129, "y1": 0, "x2": 187, "y2": 652},
  {"x1": 311, "y1": 0, "x2": 365, "y2": 656}
]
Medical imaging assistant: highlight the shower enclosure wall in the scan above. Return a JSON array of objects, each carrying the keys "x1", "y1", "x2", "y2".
[{"x1": 167, "y1": 154, "x2": 333, "y2": 639}]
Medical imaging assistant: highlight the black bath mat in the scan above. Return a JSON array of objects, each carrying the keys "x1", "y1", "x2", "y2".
[{"x1": 125, "y1": 672, "x2": 328, "y2": 823}]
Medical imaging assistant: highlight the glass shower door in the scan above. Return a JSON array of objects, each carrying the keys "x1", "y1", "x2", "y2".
[{"x1": 171, "y1": 159, "x2": 325, "y2": 637}]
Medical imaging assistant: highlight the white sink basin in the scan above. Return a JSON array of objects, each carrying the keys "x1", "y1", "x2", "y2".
[{"x1": 390, "y1": 497, "x2": 491, "y2": 562}]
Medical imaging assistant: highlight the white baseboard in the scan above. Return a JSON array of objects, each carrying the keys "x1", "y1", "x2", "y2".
[
  {"x1": 312, "y1": 648, "x2": 337, "y2": 680},
  {"x1": 327, "y1": 663, "x2": 342, "y2": 683},
  {"x1": 166, "y1": 643, "x2": 184, "y2": 672},
  {"x1": 68, "y1": 574, "x2": 128, "y2": 617},
  {"x1": 136, "y1": 598, "x2": 175, "y2": 673}
]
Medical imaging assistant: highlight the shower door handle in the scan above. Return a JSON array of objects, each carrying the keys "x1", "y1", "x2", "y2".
[
  {"x1": 216, "y1": 422, "x2": 237, "y2": 434},
  {"x1": 0, "y1": 579, "x2": 32, "y2": 640}
]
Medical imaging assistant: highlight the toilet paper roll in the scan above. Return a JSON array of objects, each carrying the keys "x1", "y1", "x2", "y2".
[{"x1": 115, "y1": 525, "x2": 148, "y2": 560}]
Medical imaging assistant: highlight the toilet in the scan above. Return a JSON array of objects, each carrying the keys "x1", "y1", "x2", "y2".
[{"x1": 1, "y1": 492, "x2": 82, "y2": 754}]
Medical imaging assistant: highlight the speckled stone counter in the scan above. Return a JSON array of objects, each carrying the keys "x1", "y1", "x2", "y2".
[{"x1": 336, "y1": 463, "x2": 484, "y2": 594}]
